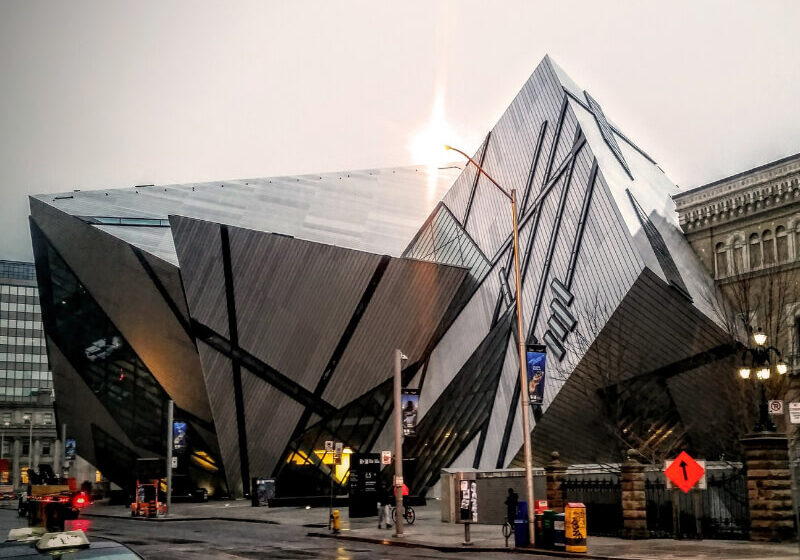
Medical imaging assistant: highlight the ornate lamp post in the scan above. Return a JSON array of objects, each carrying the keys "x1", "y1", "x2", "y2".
[{"x1": 737, "y1": 328, "x2": 788, "y2": 432}]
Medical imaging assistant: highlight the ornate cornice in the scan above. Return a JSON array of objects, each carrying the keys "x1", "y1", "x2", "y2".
[{"x1": 673, "y1": 154, "x2": 800, "y2": 233}]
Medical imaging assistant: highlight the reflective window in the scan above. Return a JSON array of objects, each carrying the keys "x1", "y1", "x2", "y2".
[
  {"x1": 749, "y1": 233, "x2": 761, "y2": 269},
  {"x1": 35, "y1": 233, "x2": 168, "y2": 454},
  {"x1": 776, "y1": 226, "x2": 788, "y2": 262},
  {"x1": 715, "y1": 243, "x2": 727, "y2": 278},
  {"x1": 762, "y1": 230, "x2": 774, "y2": 265},
  {"x1": 732, "y1": 237, "x2": 744, "y2": 274},
  {"x1": 403, "y1": 204, "x2": 491, "y2": 287}
]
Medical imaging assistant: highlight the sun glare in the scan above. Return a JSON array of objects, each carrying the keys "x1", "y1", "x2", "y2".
[{"x1": 410, "y1": 92, "x2": 458, "y2": 169}]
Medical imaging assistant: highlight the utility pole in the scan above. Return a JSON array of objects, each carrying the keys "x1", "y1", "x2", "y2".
[
  {"x1": 393, "y1": 349, "x2": 405, "y2": 538},
  {"x1": 166, "y1": 400, "x2": 173, "y2": 516},
  {"x1": 60, "y1": 423, "x2": 67, "y2": 477}
]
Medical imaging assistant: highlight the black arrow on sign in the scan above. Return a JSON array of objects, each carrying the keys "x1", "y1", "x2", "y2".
[{"x1": 679, "y1": 460, "x2": 688, "y2": 480}]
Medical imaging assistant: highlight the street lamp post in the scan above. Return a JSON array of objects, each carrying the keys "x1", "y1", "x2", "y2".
[
  {"x1": 445, "y1": 145, "x2": 536, "y2": 544},
  {"x1": 737, "y1": 328, "x2": 788, "y2": 432}
]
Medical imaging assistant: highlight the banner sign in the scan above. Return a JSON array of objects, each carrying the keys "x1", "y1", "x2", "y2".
[
  {"x1": 526, "y1": 344, "x2": 547, "y2": 405},
  {"x1": 173, "y1": 421, "x2": 187, "y2": 451},
  {"x1": 64, "y1": 438, "x2": 76, "y2": 460},
  {"x1": 401, "y1": 389, "x2": 419, "y2": 437}
]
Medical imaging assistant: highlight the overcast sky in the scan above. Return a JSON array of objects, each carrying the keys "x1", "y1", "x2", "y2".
[{"x1": 2, "y1": 0, "x2": 799, "y2": 261}]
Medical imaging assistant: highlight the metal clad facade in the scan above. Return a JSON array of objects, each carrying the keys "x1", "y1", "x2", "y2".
[{"x1": 228, "y1": 227, "x2": 380, "y2": 392}]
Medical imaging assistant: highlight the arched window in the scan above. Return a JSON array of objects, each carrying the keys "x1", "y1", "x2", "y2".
[
  {"x1": 776, "y1": 225, "x2": 788, "y2": 262},
  {"x1": 732, "y1": 236, "x2": 744, "y2": 273},
  {"x1": 795, "y1": 223, "x2": 800, "y2": 261},
  {"x1": 749, "y1": 233, "x2": 761, "y2": 269},
  {"x1": 715, "y1": 242, "x2": 728, "y2": 278},
  {"x1": 763, "y1": 230, "x2": 775, "y2": 265}
]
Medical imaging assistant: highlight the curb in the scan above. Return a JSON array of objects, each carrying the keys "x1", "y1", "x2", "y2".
[
  {"x1": 81, "y1": 512, "x2": 278, "y2": 525},
  {"x1": 307, "y1": 531, "x2": 640, "y2": 560}
]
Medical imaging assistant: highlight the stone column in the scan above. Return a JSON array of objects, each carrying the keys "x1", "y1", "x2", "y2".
[
  {"x1": 32, "y1": 439, "x2": 41, "y2": 470},
  {"x1": 741, "y1": 433, "x2": 795, "y2": 542},
  {"x1": 620, "y1": 450, "x2": 648, "y2": 539},
  {"x1": 545, "y1": 451, "x2": 567, "y2": 512},
  {"x1": 11, "y1": 439, "x2": 20, "y2": 489}
]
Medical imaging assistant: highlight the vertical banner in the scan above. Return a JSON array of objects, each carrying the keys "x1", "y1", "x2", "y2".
[
  {"x1": 64, "y1": 438, "x2": 76, "y2": 460},
  {"x1": 173, "y1": 421, "x2": 187, "y2": 451},
  {"x1": 526, "y1": 344, "x2": 547, "y2": 406},
  {"x1": 401, "y1": 389, "x2": 419, "y2": 437}
]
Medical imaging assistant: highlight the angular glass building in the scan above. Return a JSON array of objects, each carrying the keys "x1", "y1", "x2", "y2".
[{"x1": 30, "y1": 57, "x2": 742, "y2": 498}]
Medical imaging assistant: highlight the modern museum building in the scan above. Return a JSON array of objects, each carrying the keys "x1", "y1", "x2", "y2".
[{"x1": 29, "y1": 57, "x2": 744, "y2": 498}]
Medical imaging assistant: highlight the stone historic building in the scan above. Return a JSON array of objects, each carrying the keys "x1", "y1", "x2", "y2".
[
  {"x1": 673, "y1": 152, "x2": 800, "y2": 399},
  {"x1": 674, "y1": 154, "x2": 800, "y2": 541}
]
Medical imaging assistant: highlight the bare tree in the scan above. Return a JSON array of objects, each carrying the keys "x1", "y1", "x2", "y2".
[{"x1": 553, "y1": 293, "x2": 692, "y2": 466}]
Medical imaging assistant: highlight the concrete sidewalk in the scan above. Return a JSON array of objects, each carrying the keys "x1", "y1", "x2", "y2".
[{"x1": 77, "y1": 500, "x2": 797, "y2": 559}]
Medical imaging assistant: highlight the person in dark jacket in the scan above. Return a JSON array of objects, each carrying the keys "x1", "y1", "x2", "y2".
[{"x1": 504, "y1": 488, "x2": 518, "y2": 523}]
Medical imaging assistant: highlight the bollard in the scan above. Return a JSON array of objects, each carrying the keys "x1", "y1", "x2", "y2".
[
  {"x1": 331, "y1": 509, "x2": 340, "y2": 533},
  {"x1": 565, "y1": 502, "x2": 587, "y2": 553},
  {"x1": 463, "y1": 522, "x2": 472, "y2": 546}
]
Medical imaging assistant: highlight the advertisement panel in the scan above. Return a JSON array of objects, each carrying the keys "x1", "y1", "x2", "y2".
[
  {"x1": 64, "y1": 438, "x2": 76, "y2": 460},
  {"x1": 526, "y1": 344, "x2": 547, "y2": 405},
  {"x1": 401, "y1": 389, "x2": 419, "y2": 437},
  {"x1": 173, "y1": 421, "x2": 187, "y2": 451}
]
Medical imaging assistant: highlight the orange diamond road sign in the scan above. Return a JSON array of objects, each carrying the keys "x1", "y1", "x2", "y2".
[{"x1": 664, "y1": 451, "x2": 705, "y2": 493}]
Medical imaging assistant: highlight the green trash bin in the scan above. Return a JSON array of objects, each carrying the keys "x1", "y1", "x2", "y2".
[{"x1": 542, "y1": 509, "x2": 555, "y2": 549}]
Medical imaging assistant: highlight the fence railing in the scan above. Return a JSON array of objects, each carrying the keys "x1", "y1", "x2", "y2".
[
  {"x1": 644, "y1": 468, "x2": 748, "y2": 539},
  {"x1": 558, "y1": 463, "x2": 749, "y2": 539},
  {"x1": 562, "y1": 475, "x2": 622, "y2": 537}
]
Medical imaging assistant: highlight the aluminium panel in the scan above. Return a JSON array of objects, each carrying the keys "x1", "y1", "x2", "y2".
[{"x1": 29, "y1": 200, "x2": 212, "y2": 422}]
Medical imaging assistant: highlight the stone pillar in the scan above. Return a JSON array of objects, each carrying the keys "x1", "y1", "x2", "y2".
[
  {"x1": 741, "y1": 433, "x2": 796, "y2": 542},
  {"x1": 545, "y1": 451, "x2": 567, "y2": 512},
  {"x1": 32, "y1": 439, "x2": 41, "y2": 470},
  {"x1": 11, "y1": 439, "x2": 20, "y2": 489},
  {"x1": 620, "y1": 450, "x2": 648, "y2": 539}
]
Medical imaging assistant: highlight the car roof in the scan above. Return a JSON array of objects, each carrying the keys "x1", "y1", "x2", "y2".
[{"x1": 0, "y1": 537, "x2": 142, "y2": 559}]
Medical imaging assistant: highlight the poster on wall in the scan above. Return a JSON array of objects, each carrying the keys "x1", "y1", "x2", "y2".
[
  {"x1": 526, "y1": 344, "x2": 547, "y2": 406},
  {"x1": 64, "y1": 438, "x2": 76, "y2": 460},
  {"x1": 173, "y1": 421, "x2": 187, "y2": 451},
  {"x1": 401, "y1": 389, "x2": 419, "y2": 437}
]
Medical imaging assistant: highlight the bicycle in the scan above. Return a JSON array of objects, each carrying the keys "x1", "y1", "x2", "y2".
[{"x1": 391, "y1": 505, "x2": 416, "y2": 525}]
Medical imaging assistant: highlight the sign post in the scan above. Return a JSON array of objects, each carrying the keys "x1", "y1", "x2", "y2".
[
  {"x1": 665, "y1": 451, "x2": 706, "y2": 539},
  {"x1": 455, "y1": 472, "x2": 478, "y2": 545}
]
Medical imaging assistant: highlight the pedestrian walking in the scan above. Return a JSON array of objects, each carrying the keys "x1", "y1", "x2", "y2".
[
  {"x1": 504, "y1": 487, "x2": 518, "y2": 524},
  {"x1": 377, "y1": 482, "x2": 392, "y2": 529}
]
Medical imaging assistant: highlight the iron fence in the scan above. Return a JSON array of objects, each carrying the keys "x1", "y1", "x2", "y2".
[
  {"x1": 562, "y1": 475, "x2": 622, "y2": 537},
  {"x1": 645, "y1": 468, "x2": 748, "y2": 539}
]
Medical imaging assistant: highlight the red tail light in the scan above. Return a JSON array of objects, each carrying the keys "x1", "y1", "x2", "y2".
[{"x1": 73, "y1": 493, "x2": 88, "y2": 508}]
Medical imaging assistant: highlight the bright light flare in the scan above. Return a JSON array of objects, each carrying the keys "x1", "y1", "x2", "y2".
[{"x1": 409, "y1": 94, "x2": 458, "y2": 169}]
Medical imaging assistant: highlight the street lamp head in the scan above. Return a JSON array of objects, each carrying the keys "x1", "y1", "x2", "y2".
[
  {"x1": 444, "y1": 145, "x2": 452, "y2": 151},
  {"x1": 776, "y1": 361, "x2": 788, "y2": 375},
  {"x1": 753, "y1": 328, "x2": 767, "y2": 346},
  {"x1": 738, "y1": 367, "x2": 751, "y2": 379},
  {"x1": 756, "y1": 367, "x2": 770, "y2": 380}
]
